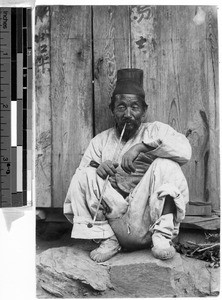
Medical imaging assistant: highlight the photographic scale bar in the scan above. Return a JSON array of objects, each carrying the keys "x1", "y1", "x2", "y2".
[{"x1": 0, "y1": 8, "x2": 32, "y2": 207}]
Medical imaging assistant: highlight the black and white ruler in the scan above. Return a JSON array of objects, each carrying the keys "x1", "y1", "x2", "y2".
[{"x1": 0, "y1": 7, "x2": 32, "y2": 207}]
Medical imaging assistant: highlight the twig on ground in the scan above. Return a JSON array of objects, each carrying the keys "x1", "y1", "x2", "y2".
[{"x1": 198, "y1": 243, "x2": 220, "y2": 252}]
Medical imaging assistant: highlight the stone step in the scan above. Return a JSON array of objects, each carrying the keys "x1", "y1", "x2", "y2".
[{"x1": 36, "y1": 242, "x2": 219, "y2": 298}]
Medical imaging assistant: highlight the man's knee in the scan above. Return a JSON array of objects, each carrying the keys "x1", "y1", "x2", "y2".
[
  {"x1": 150, "y1": 158, "x2": 187, "y2": 188},
  {"x1": 152, "y1": 157, "x2": 180, "y2": 171}
]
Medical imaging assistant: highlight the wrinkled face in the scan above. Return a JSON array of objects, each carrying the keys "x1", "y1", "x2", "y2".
[{"x1": 112, "y1": 94, "x2": 147, "y2": 141}]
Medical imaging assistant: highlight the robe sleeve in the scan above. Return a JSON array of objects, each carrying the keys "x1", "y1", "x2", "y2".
[
  {"x1": 142, "y1": 122, "x2": 192, "y2": 165},
  {"x1": 77, "y1": 134, "x2": 103, "y2": 170}
]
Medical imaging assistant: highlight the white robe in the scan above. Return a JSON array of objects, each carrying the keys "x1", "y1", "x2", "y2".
[{"x1": 64, "y1": 121, "x2": 192, "y2": 247}]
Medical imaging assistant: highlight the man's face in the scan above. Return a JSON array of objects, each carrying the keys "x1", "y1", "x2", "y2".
[{"x1": 112, "y1": 94, "x2": 147, "y2": 140}]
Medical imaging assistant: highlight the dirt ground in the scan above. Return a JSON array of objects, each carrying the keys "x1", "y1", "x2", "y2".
[{"x1": 36, "y1": 219, "x2": 215, "y2": 254}]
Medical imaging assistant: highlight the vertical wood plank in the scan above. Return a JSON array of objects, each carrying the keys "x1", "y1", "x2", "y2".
[
  {"x1": 51, "y1": 6, "x2": 93, "y2": 207},
  {"x1": 35, "y1": 6, "x2": 52, "y2": 207},
  {"x1": 131, "y1": 5, "x2": 219, "y2": 209},
  {"x1": 131, "y1": 6, "x2": 161, "y2": 123},
  {"x1": 93, "y1": 6, "x2": 131, "y2": 134},
  {"x1": 205, "y1": 7, "x2": 219, "y2": 211}
]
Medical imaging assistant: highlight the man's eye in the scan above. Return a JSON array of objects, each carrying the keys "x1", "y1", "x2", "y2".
[
  {"x1": 132, "y1": 105, "x2": 139, "y2": 109},
  {"x1": 117, "y1": 106, "x2": 126, "y2": 111}
]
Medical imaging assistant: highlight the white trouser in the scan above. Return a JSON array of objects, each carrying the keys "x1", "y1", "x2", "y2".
[{"x1": 64, "y1": 158, "x2": 189, "y2": 246}]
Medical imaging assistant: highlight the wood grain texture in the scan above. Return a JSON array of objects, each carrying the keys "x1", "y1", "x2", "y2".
[
  {"x1": 51, "y1": 6, "x2": 93, "y2": 207},
  {"x1": 93, "y1": 6, "x2": 131, "y2": 134},
  {"x1": 35, "y1": 5, "x2": 219, "y2": 211},
  {"x1": 130, "y1": 5, "x2": 160, "y2": 123},
  {"x1": 35, "y1": 6, "x2": 52, "y2": 207},
  {"x1": 131, "y1": 6, "x2": 219, "y2": 209},
  {"x1": 205, "y1": 7, "x2": 219, "y2": 210}
]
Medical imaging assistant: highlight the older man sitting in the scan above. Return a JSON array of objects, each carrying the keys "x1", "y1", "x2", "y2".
[{"x1": 64, "y1": 68, "x2": 191, "y2": 263}]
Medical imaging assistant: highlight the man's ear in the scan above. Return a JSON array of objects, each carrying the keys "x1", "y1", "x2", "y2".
[
  {"x1": 109, "y1": 104, "x2": 114, "y2": 116},
  {"x1": 142, "y1": 106, "x2": 148, "y2": 119}
]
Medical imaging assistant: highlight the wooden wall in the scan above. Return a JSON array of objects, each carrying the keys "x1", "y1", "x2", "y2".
[{"x1": 35, "y1": 6, "x2": 219, "y2": 211}]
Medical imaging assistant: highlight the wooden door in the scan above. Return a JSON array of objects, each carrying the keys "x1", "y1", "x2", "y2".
[
  {"x1": 130, "y1": 6, "x2": 219, "y2": 209},
  {"x1": 35, "y1": 5, "x2": 219, "y2": 211}
]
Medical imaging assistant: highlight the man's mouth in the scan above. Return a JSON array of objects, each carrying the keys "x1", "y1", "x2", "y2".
[
  {"x1": 116, "y1": 120, "x2": 138, "y2": 133},
  {"x1": 125, "y1": 122, "x2": 133, "y2": 127},
  {"x1": 123, "y1": 119, "x2": 134, "y2": 125}
]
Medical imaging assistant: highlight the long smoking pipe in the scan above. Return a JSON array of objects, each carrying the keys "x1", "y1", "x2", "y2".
[{"x1": 87, "y1": 123, "x2": 126, "y2": 228}]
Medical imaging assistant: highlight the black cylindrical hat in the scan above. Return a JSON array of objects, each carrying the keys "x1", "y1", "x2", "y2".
[{"x1": 112, "y1": 68, "x2": 145, "y2": 99}]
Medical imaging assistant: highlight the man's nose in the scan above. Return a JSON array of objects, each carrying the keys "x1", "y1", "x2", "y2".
[{"x1": 124, "y1": 107, "x2": 132, "y2": 118}]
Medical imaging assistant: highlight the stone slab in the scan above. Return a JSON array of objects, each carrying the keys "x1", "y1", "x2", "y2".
[
  {"x1": 36, "y1": 244, "x2": 220, "y2": 298},
  {"x1": 36, "y1": 246, "x2": 112, "y2": 298},
  {"x1": 103, "y1": 250, "x2": 183, "y2": 297},
  {"x1": 181, "y1": 255, "x2": 220, "y2": 296}
]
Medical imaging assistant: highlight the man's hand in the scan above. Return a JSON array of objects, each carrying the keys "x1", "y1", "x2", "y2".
[
  {"x1": 121, "y1": 145, "x2": 140, "y2": 174},
  {"x1": 96, "y1": 160, "x2": 119, "y2": 179},
  {"x1": 121, "y1": 143, "x2": 155, "y2": 174}
]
